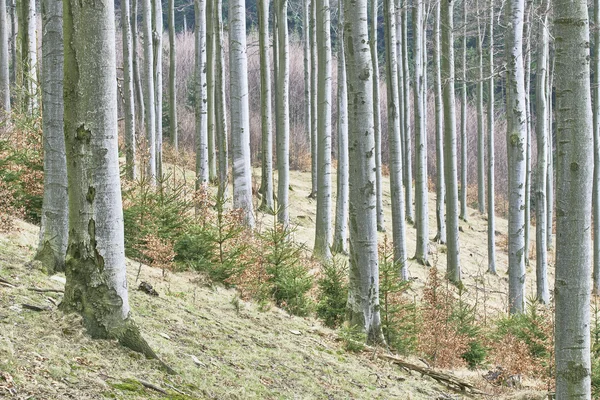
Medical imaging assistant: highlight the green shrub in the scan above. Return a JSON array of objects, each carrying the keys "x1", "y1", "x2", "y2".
[
  {"x1": 317, "y1": 259, "x2": 348, "y2": 328},
  {"x1": 339, "y1": 325, "x2": 366, "y2": 352},
  {"x1": 450, "y1": 287, "x2": 487, "y2": 369}
]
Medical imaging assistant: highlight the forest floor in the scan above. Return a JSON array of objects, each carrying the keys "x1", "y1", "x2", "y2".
[{"x1": 0, "y1": 167, "x2": 551, "y2": 399}]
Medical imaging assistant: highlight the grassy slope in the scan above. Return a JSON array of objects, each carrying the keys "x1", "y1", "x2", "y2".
[{"x1": 0, "y1": 167, "x2": 550, "y2": 399}]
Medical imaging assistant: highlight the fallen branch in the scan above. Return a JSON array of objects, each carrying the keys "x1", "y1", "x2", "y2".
[
  {"x1": 0, "y1": 278, "x2": 16, "y2": 288},
  {"x1": 27, "y1": 287, "x2": 64, "y2": 294},
  {"x1": 22, "y1": 303, "x2": 51, "y2": 312},
  {"x1": 138, "y1": 380, "x2": 168, "y2": 395}
]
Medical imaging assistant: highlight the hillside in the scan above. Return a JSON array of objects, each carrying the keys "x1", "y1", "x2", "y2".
[{"x1": 0, "y1": 168, "x2": 551, "y2": 399}]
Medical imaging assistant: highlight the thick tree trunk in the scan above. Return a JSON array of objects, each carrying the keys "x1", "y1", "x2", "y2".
[
  {"x1": 229, "y1": 0, "x2": 255, "y2": 228},
  {"x1": 168, "y1": 0, "x2": 178, "y2": 151},
  {"x1": 142, "y1": 0, "x2": 156, "y2": 184},
  {"x1": 122, "y1": 0, "x2": 136, "y2": 180},
  {"x1": 371, "y1": 0, "x2": 385, "y2": 233},
  {"x1": 535, "y1": 0, "x2": 549, "y2": 304},
  {"x1": 258, "y1": 0, "x2": 274, "y2": 213},
  {"x1": 313, "y1": 0, "x2": 333, "y2": 260},
  {"x1": 61, "y1": 0, "x2": 159, "y2": 361},
  {"x1": 195, "y1": 0, "x2": 208, "y2": 187},
  {"x1": 332, "y1": 0, "x2": 348, "y2": 254},
  {"x1": 459, "y1": 0, "x2": 468, "y2": 221},
  {"x1": 433, "y1": 0, "x2": 445, "y2": 245},
  {"x1": 442, "y1": 0, "x2": 461, "y2": 284},
  {"x1": 276, "y1": 0, "x2": 290, "y2": 226},
  {"x1": 554, "y1": 0, "x2": 593, "y2": 395},
  {"x1": 486, "y1": 0, "x2": 496, "y2": 275},
  {"x1": 344, "y1": 0, "x2": 383, "y2": 344},
  {"x1": 506, "y1": 0, "x2": 527, "y2": 314},
  {"x1": 595, "y1": 0, "x2": 600, "y2": 296},
  {"x1": 0, "y1": 0, "x2": 10, "y2": 114},
  {"x1": 36, "y1": 0, "x2": 67, "y2": 275},
  {"x1": 153, "y1": 0, "x2": 163, "y2": 180},
  {"x1": 215, "y1": 0, "x2": 229, "y2": 201},
  {"x1": 413, "y1": 0, "x2": 428, "y2": 266},
  {"x1": 523, "y1": 1, "x2": 532, "y2": 264},
  {"x1": 309, "y1": 0, "x2": 318, "y2": 199},
  {"x1": 384, "y1": 0, "x2": 407, "y2": 279}
]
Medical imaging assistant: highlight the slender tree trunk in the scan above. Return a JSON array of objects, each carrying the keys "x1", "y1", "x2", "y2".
[
  {"x1": 384, "y1": 0, "x2": 407, "y2": 279},
  {"x1": 595, "y1": 0, "x2": 600, "y2": 296},
  {"x1": 506, "y1": 0, "x2": 527, "y2": 314},
  {"x1": 36, "y1": 0, "x2": 67, "y2": 274},
  {"x1": 206, "y1": 0, "x2": 217, "y2": 182},
  {"x1": 215, "y1": 0, "x2": 228, "y2": 201},
  {"x1": 534, "y1": 0, "x2": 549, "y2": 304},
  {"x1": 303, "y1": 0, "x2": 311, "y2": 174},
  {"x1": 258, "y1": 0, "x2": 274, "y2": 213},
  {"x1": 344, "y1": 0, "x2": 383, "y2": 344},
  {"x1": 332, "y1": 0, "x2": 348, "y2": 254},
  {"x1": 372, "y1": 0, "x2": 385, "y2": 232},
  {"x1": 168, "y1": 0, "x2": 177, "y2": 151},
  {"x1": 413, "y1": 0, "x2": 428, "y2": 266},
  {"x1": 433, "y1": 0, "x2": 445, "y2": 244},
  {"x1": 547, "y1": 56, "x2": 554, "y2": 248},
  {"x1": 153, "y1": 0, "x2": 163, "y2": 180},
  {"x1": 132, "y1": 0, "x2": 144, "y2": 126},
  {"x1": 0, "y1": 0, "x2": 10, "y2": 114},
  {"x1": 122, "y1": 0, "x2": 136, "y2": 180},
  {"x1": 276, "y1": 0, "x2": 290, "y2": 226},
  {"x1": 195, "y1": 0, "x2": 208, "y2": 187},
  {"x1": 229, "y1": 0, "x2": 255, "y2": 228},
  {"x1": 459, "y1": 0, "x2": 468, "y2": 221},
  {"x1": 442, "y1": 0, "x2": 461, "y2": 284},
  {"x1": 313, "y1": 0, "x2": 333, "y2": 260},
  {"x1": 402, "y1": 0, "x2": 413, "y2": 224},
  {"x1": 142, "y1": 0, "x2": 156, "y2": 184},
  {"x1": 16, "y1": 0, "x2": 37, "y2": 114},
  {"x1": 61, "y1": 0, "x2": 159, "y2": 361},
  {"x1": 523, "y1": 0, "x2": 532, "y2": 265},
  {"x1": 554, "y1": 0, "x2": 593, "y2": 395},
  {"x1": 309, "y1": 0, "x2": 318, "y2": 199},
  {"x1": 487, "y1": 0, "x2": 496, "y2": 275},
  {"x1": 476, "y1": 0, "x2": 485, "y2": 214},
  {"x1": 9, "y1": 0, "x2": 16, "y2": 91}
]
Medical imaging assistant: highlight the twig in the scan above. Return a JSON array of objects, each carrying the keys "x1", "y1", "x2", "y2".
[
  {"x1": 138, "y1": 380, "x2": 168, "y2": 395},
  {"x1": 22, "y1": 303, "x2": 50, "y2": 312},
  {"x1": 0, "y1": 277, "x2": 16, "y2": 288},
  {"x1": 27, "y1": 287, "x2": 64, "y2": 294},
  {"x1": 164, "y1": 382, "x2": 187, "y2": 396}
]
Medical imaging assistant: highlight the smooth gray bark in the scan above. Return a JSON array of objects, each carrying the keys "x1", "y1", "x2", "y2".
[
  {"x1": 168, "y1": 0, "x2": 178, "y2": 151},
  {"x1": 309, "y1": 0, "x2": 318, "y2": 199},
  {"x1": 142, "y1": 0, "x2": 156, "y2": 184},
  {"x1": 195, "y1": 0, "x2": 208, "y2": 187},
  {"x1": 534, "y1": 0, "x2": 549, "y2": 304},
  {"x1": 506, "y1": 0, "x2": 527, "y2": 314},
  {"x1": 215, "y1": 0, "x2": 228, "y2": 201},
  {"x1": 206, "y1": 0, "x2": 217, "y2": 181},
  {"x1": 313, "y1": 0, "x2": 333, "y2": 260},
  {"x1": 9, "y1": 0, "x2": 16, "y2": 90},
  {"x1": 554, "y1": 0, "x2": 593, "y2": 395},
  {"x1": 36, "y1": 0, "x2": 67, "y2": 274},
  {"x1": 442, "y1": 0, "x2": 460, "y2": 284},
  {"x1": 153, "y1": 0, "x2": 163, "y2": 179},
  {"x1": 276, "y1": 0, "x2": 290, "y2": 226},
  {"x1": 258, "y1": 0, "x2": 274, "y2": 213},
  {"x1": 332, "y1": 0, "x2": 348, "y2": 255},
  {"x1": 62, "y1": 0, "x2": 160, "y2": 362},
  {"x1": 16, "y1": 0, "x2": 37, "y2": 114},
  {"x1": 523, "y1": 1, "x2": 532, "y2": 264},
  {"x1": 595, "y1": 0, "x2": 600, "y2": 296},
  {"x1": 229, "y1": 0, "x2": 255, "y2": 228},
  {"x1": 433, "y1": 0, "x2": 445, "y2": 244},
  {"x1": 371, "y1": 0, "x2": 385, "y2": 232},
  {"x1": 413, "y1": 0, "x2": 428, "y2": 266},
  {"x1": 486, "y1": 0, "x2": 496, "y2": 275},
  {"x1": 401, "y1": 0, "x2": 413, "y2": 224},
  {"x1": 547, "y1": 56, "x2": 554, "y2": 248},
  {"x1": 122, "y1": 0, "x2": 136, "y2": 180},
  {"x1": 459, "y1": 0, "x2": 467, "y2": 221},
  {"x1": 476, "y1": 0, "x2": 485, "y2": 214},
  {"x1": 303, "y1": 0, "x2": 311, "y2": 179},
  {"x1": 344, "y1": 0, "x2": 383, "y2": 343},
  {"x1": 385, "y1": 0, "x2": 407, "y2": 279},
  {"x1": 132, "y1": 0, "x2": 144, "y2": 127},
  {"x1": 0, "y1": 0, "x2": 9, "y2": 114}
]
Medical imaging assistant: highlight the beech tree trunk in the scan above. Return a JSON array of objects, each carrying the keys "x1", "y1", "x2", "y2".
[
  {"x1": 215, "y1": 0, "x2": 229, "y2": 201},
  {"x1": 153, "y1": 0, "x2": 163, "y2": 180},
  {"x1": 554, "y1": 0, "x2": 593, "y2": 395},
  {"x1": 168, "y1": 0, "x2": 178, "y2": 151},
  {"x1": 16, "y1": 0, "x2": 37, "y2": 114},
  {"x1": 433, "y1": 0, "x2": 445, "y2": 244},
  {"x1": 122, "y1": 0, "x2": 136, "y2": 180},
  {"x1": 0, "y1": 0, "x2": 9, "y2": 114},
  {"x1": 332, "y1": 0, "x2": 348, "y2": 254},
  {"x1": 594, "y1": 0, "x2": 600, "y2": 296},
  {"x1": 206, "y1": 0, "x2": 217, "y2": 182},
  {"x1": 142, "y1": 0, "x2": 156, "y2": 184},
  {"x1": 459, "y1": 0, "x2": 467, "y2": 221},
  {"x1": 506, "y1": 0, "x2": 527, "y2": 314},
  {"x1": 476, "y1": 0, "x2": 485, "y2": 214},
  {"x1": 258, "y1": 0, "x2": 274, "y2": 213},
  {"x1": 371, "y1": 0, "x2": 385, "y2": 232},
  {"x1": 276, "y1": 0, "x2": 290, "y2": 226},
  {"x1": 229, "y1": 0, "x2": 255, "y2": 228},
  {"x1": 313, "y1": 0, "x2": 333, "y2": 260},
  {"x1": 344, "y1": 0, "x2": 383, "y2": 344},
  {"x1": 442, "y1": 0, "x2": 461, "y2": 284},
  {"x1": 309, "y1": 0, "x2": 318, "y2": 199},
  {"x1": 401, "y1": 0, "x2": 413, "y2": 224},
  {"x1": 487, "y1": 0, "x2": 496, "y2": 275},
  {"x1": 61, "y1": 0, "x2": 159, "y2": 361},
  {"x1": 523, "y1": 1, "x2": 532, "y2": 264},
  {"x1": 195, "y1": 0, "x2": 208, "y2": 187},
  {"x1": 131, "y1": 0, "x2": 144, "y2": 127},
  {"x1": 36, "y1": 0, "x2": 67, "y2": 274}
]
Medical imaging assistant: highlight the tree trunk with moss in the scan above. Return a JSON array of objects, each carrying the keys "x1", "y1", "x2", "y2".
[
  {"x1": 36, "y1": 0, "x2": 67, "y2": 275},
  {"x1": 313, "y1": 0, "x2": 332, "y2": 260},
  {"x1": 61, "y1": 0, "x2": 165, "y2": 366},
  {"x1": 16, "y1": 0, "x2": 37, "y2": 114},
  {"x1": 344, "y1": 0, "x2": 383, "y2": 344},
  {"x1": 371, "y1": 0, "x2": 385, "y2": 232},
  {"x1": 554, "y1": 0, "x2": 593, "y2": 395},
  {"x1": 332, "y1": 0, "x2": 348, "y2": 255},
  {"x1": 195, "y1": 0, "x2": 208, "y2": 187}
]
